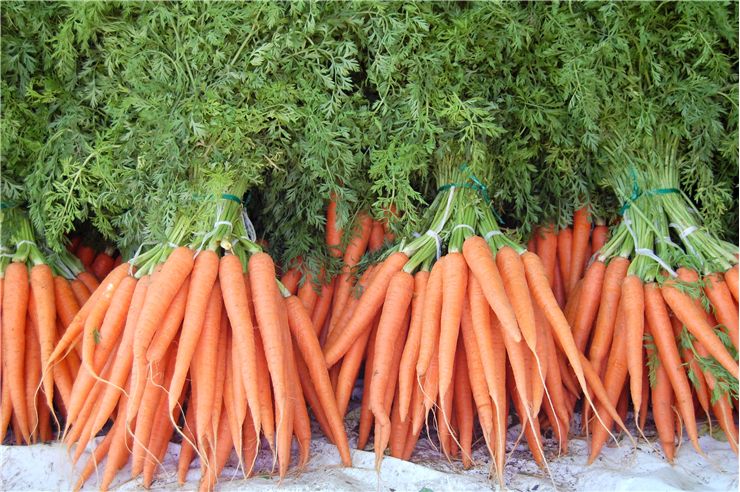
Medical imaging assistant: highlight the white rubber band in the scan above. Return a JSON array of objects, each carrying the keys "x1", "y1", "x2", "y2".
[
  {"x1": 425, "y1": 229, "x2": 442, "y2": 261},
  {"x1": 624, "y1": 212, "x2": 677, "y2": 277},
  {"x1": 412, "y1": 232, "x2": 421, "y2": 238},
  {"x1": 451, "y1": 224, "x2": 475, "y2": 235},
  {"x1": 16, "y1": 240, "x2": 37, "y2": 248},
  {"x1": 242, "y1": 210, "x2": 256, "y2": 242},
  {"x1": 168, "y1": 242, "x2": 179, "y2": 249},
  {"x1": 483, "y1": 230, "x2": 502, "y2": 241}
]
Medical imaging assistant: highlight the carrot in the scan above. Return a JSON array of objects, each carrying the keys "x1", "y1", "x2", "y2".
[
  {"x1": 169, "y1": 250, "x2": 218, "y2": 413},
  {"x1": 248, "y1": 252, "x2": 289, "y2": 465},
  {"x1": 325, "y1": 265, "x2": 377, "y2": 347},
  {"x1": 285, "y1": 295, "x2": 352, "y2": 466},
  {"x1": 704, "y1": 272, "x2": 739, "y2": 348},
  {"x1": 297, "y1": 271, "x2": 319, "y2": 313},
  {"x1": 192, "y1": 281, "x2": 222, "y2": 449},
  {"x1": 416, "y1": 258, "x2": 444, "y2": 377},
  {"x1": 552, "y1": 262, "x2": 566, "y2": 310},
  {"x1": 522, "y1": 252, "x2": 630, "y2": 438},
  {"x1": 100, "y1": 396, "x2": 133, "y2": 491},
  {"x1": 644, "y1": 283, "x2": 700, "y2": 453},
  {"x1": 652, "y1": 356, "x2": 676, "y2": 462},
  {"x1": 73, "y1": 427, "x2": 115, "y2": 491},
  {"x1": 274, "y1": 288, "x2": 295, "y2": 479},
  {"x1": 398, "y1": 270, "x2": 429, "y2": 421},
  {"x1": 369, "y1": 271, "x2": 414, "y2": 464},
  {"x1": 438, "y1": 253, "x2": 468, "y2": 428},
  {"x1": 357, "y1": 321, "x2": 379, "y2": 450},
  {"x1": 587, "y1": 304, "x2": 628, "y2": 463},
  {"x1": 557, "y1": 227, "x2": 572, "y2": 296},
  {"x1": 326, "y1": 194, "x2": 343, "y2": 259},
  {"x1": 311, "y1": 276, "x2": 335, "y2": 335},
  {"x1": 324, "y1": 251, "x2": 409, "y2": 366},
  {"x1": 242, "y1": 405, "x2": 259, "y2": 478},
  {"x1": 24, "y1": 313, "x2": 40, "y2": 442},
  {"x1": 30, "y1": 264, "x2": 57, "y2": 418},
  {"x1": 588, "y1": 257, "x2": 629, "y2": 377},
  {"x1": 146, "y1": 276, "x2": 190, "y2": 363},
  {"x1": 69, "y1": 279, "x2": 91, "y2": 307},
  {"x1": 462, "y1": 237, "x2": 522, "y2": 343},
  {"x1": 535, "y1": 225, "x2": 557, "y2": 286},
  {"x1": 369, "y1": 220, "x2": 386, "y2": 252},
  {"x1": 49, "y1": 264, "x2": 129, "y2": 369},
  {"x1": 389, "y1": 386, "x2": 409, "y2": 458},
  {"x1": 571, "y1": 260, "x2": 606, "y2": 353},
  {"x1": 54, "y1": 276, "x2": 81, "y2": 330},
  {"x1": 132, "y1": 246, "x2": 194, "y2": 364},
  {"x1": 219, "y1": 254, "x2": 261, "y2": 436},
  {"x1": 223, "y1": 334, "x2": 243, "y2": 470},
  {"x1": 77, "y1": 271, "x2": 100, "y2": 294},
  {"x1": 281, "y1": 267, "x2": 301, "y2": 295},
  {"x1": 662, "y1": 279, "x2": 739, "y2": 378},
  {"x1": 285, "y1": 332, "x2": 312, "y2": 468},
  {"x1": 254, "y1": 330, "x2": 275, "y2": 452},
  {"x1": 3, "y1": 262, "x2": 30, "y2": 442},
  {"x1": 467, "y1": 276, "x2": 505, "y2": 468},
  {"x1": 89, "y1": 276, "x2": 149, "y2": 437},
  {"x1": 143, "y1": 392, "x2": 176, "y2": 488},
  {"x1": 296, "y1": 351, "x2": 335, "y2": 443},
  {"x1": 454, "y1": 344, "x2": 474, "y2": 469},
  {"x1": 693, "y1": 340, "x2": 739, "y2": 454},
  {"x1": 330, "y1": 212, "x2": 373, "y2": 325},
  {"x1": 67, "y1": 236, "x2": 81, "y2": 254},
  {"x1": 76, "y1": 245, "x2": 96, "y2": 269},
  {"x1": 0, "y1": 376, "x2": 12, "y2": 443},
  {"x1": 497, "y1": 246, "x2": 538, "y2": 351},
  {"x1": 130, "y1": 352, "x2": 172, "y2": 478},
  {"x1": 459, "y1": 303, "x2": 494, "y2": 454},
  {"x1": 725, "y1": 264, "x2": 739, "y2": 302},
  {"x1": 91, "y1": 250, "x2": 115, "y2": 281},
  {"x1": 591, "y1": 223, "x2": 608, "y2": 255},
  {"x1": 568, "y1": 206, "x2": 591, "y2": 293},
  {"x1": 622, "y1": 274, "x2": 645, "y2": 421},
  {"x1": 177, "y1": 400, "x2": 197, "y2": 485}
]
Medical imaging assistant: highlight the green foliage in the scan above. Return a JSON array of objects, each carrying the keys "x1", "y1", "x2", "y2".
[{"x1": 1, "y1": 1, "x2": 737, "y2": 269}]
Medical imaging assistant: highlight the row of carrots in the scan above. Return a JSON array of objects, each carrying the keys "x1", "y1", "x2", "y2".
[{"x1": 1, "y1": 189, "x2": 737, "y2": 491}]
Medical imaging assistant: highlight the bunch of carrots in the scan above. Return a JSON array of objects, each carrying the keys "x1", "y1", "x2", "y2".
[
  {"x1": 560, "y1": 143, "x2": 739, "y2": 463},
  {"x1": 316, "y1": 166, "x2": 630, "y2": 485},
  {"x1": 1, "y1": 210, "x2": 101, "y2": 446},
  {"x1": 1, "y1": 159, "x2": 737, "y2": 491},
  {"x1": 44, "y1": 190, "x2": 359, "y2": 491}
]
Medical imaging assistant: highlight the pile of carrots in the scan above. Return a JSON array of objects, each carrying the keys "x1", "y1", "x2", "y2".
[{"x1": 1, "y1": 164, "x2": 737, "y2": 491}]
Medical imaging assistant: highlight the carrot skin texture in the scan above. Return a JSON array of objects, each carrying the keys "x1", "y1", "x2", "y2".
[
  {"x1": 3, "y1": 262, "x2": 31, "y2": 441},
  {"x1": 324, "y1": 251, "x2": 409, "y2": 366}
]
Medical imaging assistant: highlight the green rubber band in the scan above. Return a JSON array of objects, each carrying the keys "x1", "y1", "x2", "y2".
[
  {"x1": 619, "y1": 187, "x2": 680, "y2": 215},
  {"x1": 221, "y1": 193, "x2": 242, "y2": 204}
]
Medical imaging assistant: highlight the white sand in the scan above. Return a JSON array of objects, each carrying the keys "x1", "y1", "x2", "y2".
[{"x1": 2, "y1": 417, "x2": 737, "y2": 492}]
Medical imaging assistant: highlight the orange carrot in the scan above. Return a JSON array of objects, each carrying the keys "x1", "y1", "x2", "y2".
[
  {"x1": 725, "y1": 264, "x2": 739, "y2": 302},
  {"x1": 326, "y1": 194, "x2": 343, "y2": 259},
  {"x1": 662, "y1": 279, "x2": 739, "y2": 378},
  {"x1": 571, "y1": 260, "x2": 605, "y2": 353},
  {"x1": 369, "y1": 220, "x2": 386, "y2": 252},
  {"x1": 369, "y1": 271, "x2": 414, "y2": 464},
  {"x1": 557, "y1": 227, "x2": 572, "y2": 296},
  {"x1": 398, "y1": 270, "x2": 429, "y2": 421},
  {"x1": 462, "y1": 236, "x2": 521, "y2": 343},
  {"x1": 324, "y1": 251, "x2": 409, "y2": 366},
  {"x1": 146, "y1": 277, "x2": 190, "y2": 363},
  {"x1": 30, "y1": 264, "x2": 57, "y2": 416},
  {"x1": 568, "y1": 206, "x2": 591, "y2": 292},
  {"x1": 622, "y1": 274, "x2": 645, "y2": 420},
  {"x1": 454, "y1": 344, "x2": 474, "y2": 469},
  {"x1": 416, "y1": 258, "x2": 444, "y2": 378},
  {"x1": 644, "y1": 283, "x2": 700, "y2": 453},
  {"x1": 591, "y1": 223, "x2": 608, "y2": 255},
  {"x1": 3, "y1": 262, "x2": 30, "y2": 441},
  {"x1": 704, "y1": 272, "x2": 739, "y2": 348},
  {"x1": 219, "y1": 254, "x2": 261, "y2": 436},
  {"x1": 285, "y1": 295, "x2": 352, "y2": 466},
  {"x1": 588, "y1": 257, "x2": 629, "y2": 377},
  {"x1": 169, "y1": 250, "x2": 218, "y2": 411}
]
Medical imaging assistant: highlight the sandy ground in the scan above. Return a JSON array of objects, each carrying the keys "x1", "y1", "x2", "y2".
[{"x1": 1, "y1": 410, "x2": 737, "y2": 492}]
